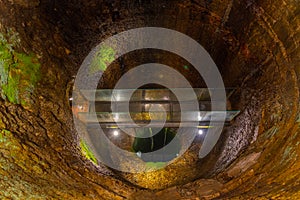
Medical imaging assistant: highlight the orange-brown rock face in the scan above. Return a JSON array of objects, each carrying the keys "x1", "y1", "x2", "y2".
[{"x1": 0, "y1": 0, "x2": 299, "y2": 199}]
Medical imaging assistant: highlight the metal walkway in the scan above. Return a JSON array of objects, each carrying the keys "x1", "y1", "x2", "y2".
[{"x1": 74, "y1": 88, "x2": 240, "y2": 128}]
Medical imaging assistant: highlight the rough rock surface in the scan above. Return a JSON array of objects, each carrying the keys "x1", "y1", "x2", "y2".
[{"x1": 0, "y1": 0, "x2": 299, "y2": 199}]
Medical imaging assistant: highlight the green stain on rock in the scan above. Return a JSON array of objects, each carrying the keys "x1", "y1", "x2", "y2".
[
  {"x1": 0, "y1": 29, "x2": 40, "y2": 105},
  {"x1": 79, "y1": 139, "x2": 98, "y2": 164},
  {"x1": 145, "y1": 162, "x2": 166, "y2": 170},
  {"x1": 183, "y1": 65, "x2": 189, "y2": 70},
  {"x1": 89, "y1": 45, "x2": 116, "y2": 73},
  {"x1": 0, "y1": 129, "x2": 11, "y2": 143}
]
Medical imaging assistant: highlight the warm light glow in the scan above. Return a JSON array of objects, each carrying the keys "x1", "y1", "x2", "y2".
[
  {"x1": 113, "y1": 130, "x2": 119, "y2": 136},
  {"x1": 198, "y1": 129, "x2": 203, "y2": 135}
]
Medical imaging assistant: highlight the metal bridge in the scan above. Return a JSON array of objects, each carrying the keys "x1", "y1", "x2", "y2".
[{"x1": 74, "y1": 88, "x2": 240, "y2": 128}]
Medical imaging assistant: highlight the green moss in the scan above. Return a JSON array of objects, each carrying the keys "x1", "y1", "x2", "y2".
[
  {"x1": 183, "y1": 65, "x2": 189, "y2": 70},
  {"x1": 90, "y1": 45, "x2": 115, "y2": 73},
  {"x1": 0, "y1": 129, "x2": 11, "y2": 143},
  {"x1": 145, "y1": 162, "x2": 166, "y2": 170},
  {"x1": 1, "y1": 70, "x2": 20, "y2": 103},
  {"x1": 79, "y1": 139, "x2": 98, "y2": 164},
  {"x1": 0, "y1": 29, "x2": 40, "y2": 105}
]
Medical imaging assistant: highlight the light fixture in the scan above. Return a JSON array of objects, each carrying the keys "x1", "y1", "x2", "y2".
[
  {"x1": 113, "y1": 130, "x2": 119, "y2": 136},
  {"x1": 198, "y1": 129, "x2": 204, "y2": 135}
]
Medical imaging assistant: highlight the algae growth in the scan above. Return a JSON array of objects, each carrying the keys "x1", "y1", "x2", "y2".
[
  {"x1": 80, "y1": 139, "x2": 98, "y2": 164},
  {"x1": 0, "y1": 29, "x2": 40, "y2": 105},
  {"x1": 90, "y1": 45, "x2": 115, "y2": 73}
]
